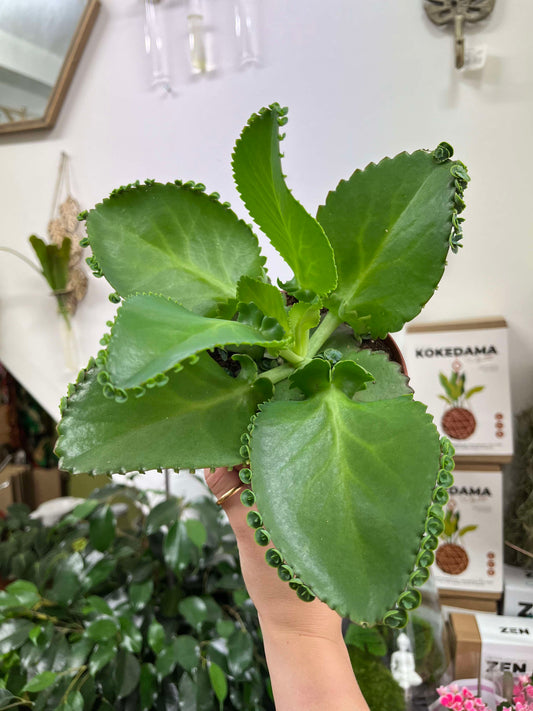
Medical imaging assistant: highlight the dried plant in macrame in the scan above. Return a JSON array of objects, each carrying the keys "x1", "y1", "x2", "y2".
[
  {"x1": 47, "y1": 161, "x2": 89, "y2": 316},
  {"x1": 505, "y1": 406, "x2": 533, "y2": 568},
  {"x1": 0, "y1": 154, "x2": 88, "y2": 330},
  {"x1": 56, "y1": 104, "x2": 470, "y2": 627}
]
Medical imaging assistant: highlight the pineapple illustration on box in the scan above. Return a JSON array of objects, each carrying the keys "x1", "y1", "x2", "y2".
[
  {"x1": 435, "y1": 503, "x2": 478, "y2": 575},
  {"x1": 439, "y1": 369, "x2": 484, "y2": 440}
]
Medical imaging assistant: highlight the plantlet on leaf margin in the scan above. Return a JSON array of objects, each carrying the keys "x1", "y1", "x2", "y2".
[{"x1": 56, "y1": 103, "x2": 469, "y2": 627}]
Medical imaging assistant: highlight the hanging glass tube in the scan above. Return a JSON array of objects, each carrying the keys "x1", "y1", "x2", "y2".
[
  {"x1": 233, "y1": 0, "x2": 260, "y2": 67},
  {"x1": 187, "y1": 0, "x2": 215, "y2": 75},
  {"x1": 144, "y1": 0, "x2": 172, "y2": 93}
]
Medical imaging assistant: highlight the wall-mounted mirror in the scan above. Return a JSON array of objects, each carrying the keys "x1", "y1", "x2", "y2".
[{"x1": 0, "y1": 0, "x2": 100, "y2": 134}]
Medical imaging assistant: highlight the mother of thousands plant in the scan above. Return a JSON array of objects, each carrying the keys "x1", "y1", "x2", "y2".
[{"x1": 56, "y1": 103, "x2": 469, "y2": 628}]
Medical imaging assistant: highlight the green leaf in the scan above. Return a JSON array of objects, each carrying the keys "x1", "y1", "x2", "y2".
[
  {"x1": 82, "y1": 559, "x2": 116, "y2": 591},
  {"x1": 105, "y1": 293, "x2": 287, "y2": 390},
  {"x1": 116, "y1": 650, "x2": 141, "y2": 699},
  {"x1": 185, "y1": 519, "x2": 207, "y2": 549},
  {"x1": 237, "y1": 276, "x2": 289, "y2": 330},
  {"x1": 155, "y1": 643, "x2": 177, "y2": 679},
  {"x1": 22, "y1": 670, "x2": 58, "y2": 693},
  {"x1": 86, "y1": 182, "x2": 265, "y2": 316},
  {"x1": 163, "y1": 521, "x2": 186, "y2": 574},
  {"x1": 139, "y1": 663, "x2": 157, "y2": 711},
  {"x1": 0, "y1": 620, "x2": 34, "y2": 654},
  {"x1": 227, "y1": 630, "x2": 254, "y2": 676},
  {"x1": 89, "y1": 505, "x2": 116, "y2": 551},
  {"x1": 232, "y1": 105, "x2": 337, "y2": 295},
  {"x1": 89, "y1": 640, "x2": 116, "y2": 675},
  {"x1": 50, "y1": 553, "x2": 84, "y2": 605},
  {"x1": 85, "y1": 618, "x2": 119, "y2": 641},
  {"x1": 145, "y1": 499, "x2": 180, "y2": 535},
  {"x1": 195, "y1": 665, "x2": 213, "y2": 711},
  {"x1": 317, "y1": 150, "x2": 460, "y2": 337},
  {"x1": 5, "y1": 580, "x2": 40, "y2": 608},
  {"x1": 174, "y1": 635, "x2": 199, "y2": 673},
  {"x1": 465, "y1": 385, "x2": 484, "y2": 399},
  {"x1": 0, "y1": 592, "x2": 19, "y2": 609},
  {"x1": 178, "y1": 597, "x2": 208, "y2": 630},
  {"x1": 287, "y1": 302, "x2": 321, "y2": 356},
  {"x1": 84, "y1": 596, "x2": 113, "y2": 617},
  {"x1": 458, "y1": 525, "x2": 478, "y2": 537},
  {"x1": 119, "y1": 615, "x2": 143, "y2": 654},
  {"x1": 129, "y1": 579, "x2": 153, "y2": 612},
  {"x1": 208, "y1": 661, "x2": 228, "y2": 708},
  {"x1": 344, "y1": 624, "x2": 387, "y2": 657},
  {"x1": 56, "y1": 353, "x2": 273, "y2": 475},
  {"x1": 29, "y1": 235, "x2": 71, "y2": 292},
  {"x1": 215, "y1": 620, "x2": 235, "y2": 639},
  {"x1": 69, "y1": 499, "x2": 100, "y2": 522},
  {"x1": 147, "y1": 620, "x2": 166, "y2": 655},
  {"x1": 249, "y1": 388, "x2": 441, "y2": 624},
  {"x1": 69, "y1": 638, "x2": 94, "y2": 669},
  {"x1": 58, "y1": 690, "x2": 84, "y2": 711}
]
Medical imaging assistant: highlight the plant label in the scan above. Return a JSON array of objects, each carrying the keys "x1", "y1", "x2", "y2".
[
  {"x1": 432, "y1": 468, "x2": 503, "y2": 594},
  {"x1": 405, "y1": 319, "x2": 513, "y2": 463}
]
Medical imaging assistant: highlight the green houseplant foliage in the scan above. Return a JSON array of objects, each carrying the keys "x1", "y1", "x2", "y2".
[
  {"x1": 0, "y1": 236, "x2": 73, "y2": 328},
  {"x1": 0, "y1": 485, "x2": 273, "y2": 710},
  {"x1": 56, "y1": 103, "x2": 469, "y2": 627}
]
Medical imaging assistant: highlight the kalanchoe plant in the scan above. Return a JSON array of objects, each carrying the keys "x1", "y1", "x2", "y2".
[{"x1": 56, "y1": 103, "x2": 470, "y2": 628}]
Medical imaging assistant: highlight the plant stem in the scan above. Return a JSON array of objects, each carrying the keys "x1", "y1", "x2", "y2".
[
  {"x1": 0, "y1": 246, "x2": 42, "y2": 276},
  {"x1": 307, "y1": 311, "x2": 342, "y2": 357},
  {"x1": 278, "y1": 349, "x2": 304, "y2": 366},
  {"x1": 259, "y1": 362, "x2": 294, "y2": 385}
]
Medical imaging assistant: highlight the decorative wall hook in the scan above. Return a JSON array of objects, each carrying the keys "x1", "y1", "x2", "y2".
[{"x1": 424, "y1": 0, "x2": 495, "y2": 69}]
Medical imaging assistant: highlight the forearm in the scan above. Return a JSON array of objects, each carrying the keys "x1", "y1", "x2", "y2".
[{"x1": 261, "y1": 621, "x2": 369, "y2": 711}]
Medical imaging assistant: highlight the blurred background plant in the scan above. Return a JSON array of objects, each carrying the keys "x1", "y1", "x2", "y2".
[
  {"x1": 505, "y1": 405, "x2": 533, "y2": 569},
  {"x1": 0, "y1": 483, "x2": 273, "y2": 710}
]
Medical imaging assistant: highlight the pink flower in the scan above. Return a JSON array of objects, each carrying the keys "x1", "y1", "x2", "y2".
[{"x1": 440, "y1": 693, "x2": 455, "y2": 707}]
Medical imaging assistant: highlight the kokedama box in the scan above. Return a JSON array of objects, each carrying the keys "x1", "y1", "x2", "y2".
[
  {"x1": 404, "y1": 318, "x2": 513, "y2": 463},
  {"x1": 503, "y1": 564, "x2": 533, "y2": 618},
  {"x1": 450, "y1": 612, "x2": 533, "y2": 680},
  {"x1": 432, "y1": 467, "x2": 503, "y2": 595}
]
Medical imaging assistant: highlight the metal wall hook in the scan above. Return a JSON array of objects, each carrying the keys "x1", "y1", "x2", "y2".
[{"x1": 424, "y1": 0, "x2": 496, "y2": 69}]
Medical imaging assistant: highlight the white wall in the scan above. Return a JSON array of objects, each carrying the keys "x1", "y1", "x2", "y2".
[{"x1": 1, "y1": 0, "x2": 532, "y2": 430}]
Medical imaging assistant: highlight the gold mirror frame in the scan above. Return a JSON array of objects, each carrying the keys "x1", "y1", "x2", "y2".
[{"x1": 0, "y1": 0, "x2": 100, "y2": 135}]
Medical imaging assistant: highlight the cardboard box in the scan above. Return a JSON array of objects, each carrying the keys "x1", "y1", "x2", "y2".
[
  {"x1": 405, "y1": 318, "x2": 513, "y2": 463},
  {"x1": 433, "y1": 467, "x2": 503, "y2": 595},
  {"x1": 0, "y1": 463, "x2": 30, "y2": 507},
  {"x1": 0, "y1": 465, "x2": 62, "y2": 511},
  {"x1": 503, "y1": 564, "x2": 533, "y2": 618},
  {"x1": 450, "y1": 612, "x2": 533, "y2": 679},
  {"x1": 440, "y1": 592, "x2": 499, "y2": 614}
]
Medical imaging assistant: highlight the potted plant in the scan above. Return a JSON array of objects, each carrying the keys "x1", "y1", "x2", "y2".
[
  {"x1": 0, "y1": 484, "x2": 273, "y2": 710},
  {"x1": 56, "y1": 103, "x2": 469, "y2": 628}
]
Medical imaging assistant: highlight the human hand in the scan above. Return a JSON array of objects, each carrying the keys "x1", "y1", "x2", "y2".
[{"x1": 204, "y1": 467, "x2": 369, "y2": 711}]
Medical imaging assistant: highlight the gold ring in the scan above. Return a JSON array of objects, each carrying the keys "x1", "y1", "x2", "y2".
[{"x1": 216, "y1": 485, "x2": 246, "y2": 506}]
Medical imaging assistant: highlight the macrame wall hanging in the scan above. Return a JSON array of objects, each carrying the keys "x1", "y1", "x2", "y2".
[
  {"x1": 47, "y1": 152, "x2": 89, "y2": 319},
  {"x1": 0, "y1": 152, "x2": 88, "y2": 373}
]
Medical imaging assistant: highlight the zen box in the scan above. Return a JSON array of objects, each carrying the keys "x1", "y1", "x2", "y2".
[
  {"x1": 504, "y1": 565, "x2": 533, "y2": 618},
  {"x1": 432, "y1": 467, "x2": 503, "y2": 595},
  {"x1": 404, "y1": 318, "x2": 513, "y2": 463},
  {"x1": 450, "y1": 612, "x2": 533, "y2": 680}
]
